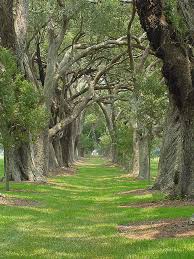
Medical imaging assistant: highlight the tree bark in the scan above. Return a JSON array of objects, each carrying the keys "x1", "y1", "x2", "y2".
[
  {"x1": 5, "y1": 133, "x2": 48, "y2": 182},
  {"x1": 154, "y1": 99, "x2": 182, "y2": 193},
  {"x1": 154, "y1": 95, "x2": 194, "y2": 196},
  {"x1": 60, "y1": 123, "x2": 74, "y2": 167},
  {"x1": 49, "y1": 113, "x2": 82, "y2": 171},
  {"x1": 0, "y1": 0, "x2": 16, "y2": 51},
  {"x1": 50, "y1": 138, "x2": 63, "y2": 169},
  {"x1": 131, "y1": 128, "x2": 139, "y2": 177},
  {"x1": 136, "y1": 0, "x2": 194, "y2": 196},
  {"x1": 49, "y1": 143, "x2": 59, "y2": 170},
  {"x1": 0, "y1": 0, "x2": 48, "y2": 182},
  {"x1": 138, "y1": 131, "x2": 149, "y2": 180},
  {"x1": 131, "y1": 126, "x2": 150, "y2": 179}
]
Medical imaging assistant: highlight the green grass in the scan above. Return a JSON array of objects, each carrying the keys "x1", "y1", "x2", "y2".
[
  {"x1": 0, "y1": 158, "x2": 194, "y2": 258},
  {"x1": 151, "y1": 157, "x2": 159, "y2": 179}
]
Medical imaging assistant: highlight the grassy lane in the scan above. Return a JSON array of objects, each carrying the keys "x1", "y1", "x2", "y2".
[{"x1": 0, "y1": 158, "x2": 194, "y2": 258}]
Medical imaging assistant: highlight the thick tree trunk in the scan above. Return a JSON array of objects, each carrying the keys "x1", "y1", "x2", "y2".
[
  {"x1": 60, "y1": 124, "x2": 73, "y2": 167},
  {"x1": 69, "y1": 122, "x2": 76, "y2": 163},
  {"x1": 136, "y1": 0, "x2": 194, "y2": 196},
  {"x1": 51, "y1": 138, "x2": 63, "y2": 168},
  {"x1": 0, "y1": 0, "x2": 16, "y2": 51},
  {"x1": 154, "y1": 100, "x2": 181, "y2": 193},
  {"x1": 138, "y1": 132, "x2": 150, "y2": 180},
  {"x1": 74, "y1": 135, "x2": 80, "y2": 160},
  {"x1": 1, "y1": 0, "x2": 48, "y2": 182},
  {"x1": 131, "y1": 128, "x2": 139, "y2": 177},
  {"x1": 49, "y1": 117, "x2": 82, "y2": 170},
  {"x1": 74, "y1": 116, "x2": 82, "y2": 160},
  {"x1": 131, "y1": 127, "x2": 150, "y2": 179},
  {"x1": 155, "y1": 97, "x2": 194, "y2": 196},
  {"x1": 49, "y1": 143, "x2": 59, "y2": 170},
  {"x1": 5, "y1": 131, "x2": 48, "y2": 182}
]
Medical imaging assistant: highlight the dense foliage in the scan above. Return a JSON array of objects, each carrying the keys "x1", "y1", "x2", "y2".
[{"x1": 0, "y1": 48, "x2": 47, "y2": 147}]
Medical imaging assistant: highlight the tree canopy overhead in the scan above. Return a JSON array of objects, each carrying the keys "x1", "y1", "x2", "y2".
[
  {"x1": 2, "y1": 1, "x2": 194, "y2": 257},
  {"x1": 1, "y1": 0, "x2": 194, "y2": 198}
]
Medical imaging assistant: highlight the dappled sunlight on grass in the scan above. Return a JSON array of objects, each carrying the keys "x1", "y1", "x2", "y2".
[{"x1": 0, "y1": 157, "x2": 194, "y2": 258}]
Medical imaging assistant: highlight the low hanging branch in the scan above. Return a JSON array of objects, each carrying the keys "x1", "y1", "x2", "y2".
[
  {"x1": 127, "y1": 0, "x2": 136, "y2": 71},
  {"x1": 49, "y1": 85, "x2": 94, "y2": 138},
  {"x1": 49, "y1": 53, "x2": 127, "y2": 138}
]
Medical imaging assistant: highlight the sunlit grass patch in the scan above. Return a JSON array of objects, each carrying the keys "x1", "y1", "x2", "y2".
[{"x1": 0, "y1": 157, "x2": 194, "y2": 258}]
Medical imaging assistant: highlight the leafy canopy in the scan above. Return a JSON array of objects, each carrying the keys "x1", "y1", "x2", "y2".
[{"x1": 0, "y1": 48, "x2": 47, "y2": 147}]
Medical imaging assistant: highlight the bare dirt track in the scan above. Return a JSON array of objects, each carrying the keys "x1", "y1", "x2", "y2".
[
  {"x1": 0, "y1": 194, "x2": 39, "y2": 207},
  {"x1": 119, "y1": 199, "x2": 194, "y2": 209},
  {"x1": 118, "y1": 218, "x2": 194, "y2": 240}
]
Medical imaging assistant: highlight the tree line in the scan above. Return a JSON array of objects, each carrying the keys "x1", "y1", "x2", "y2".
[{"x1": 0, "y1": 0, "x2": 193, "y2": 197}]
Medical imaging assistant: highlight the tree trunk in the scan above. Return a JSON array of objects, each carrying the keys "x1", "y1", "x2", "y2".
[
  {"x1": 138, "y1": 132, "x2": 149, "y2": 180},
  {"x1": 74, "y1": 116, "x2": 82, "y2": 160},
  {"x1": 74, "y1": 135, "x2": 80, "y2": 160},
  {"x1": 131, "y1": 127, "x2": 150, "y2": 179},
  {"x1": 131, "y1": 128, "x2": 139, "y2": 177},
  {"x1": 136, "y1": 0, "x2": 194, "y2": 196},
  {"x1": 51, "y1": 138, "x2": 63, "y2": 168},
  {"x1": 154, "y1": 97, "x2": 194, "y2": 196},
  {"x1": 49, "y1": 143, "x2": 59, "y2": 170},
  {"x1": 0, "y1": 0, "x2": 16, "y2": 51},
  {"x1": 5, "y1": 132, "x2": 48, "y2": 182},
  {"x1": 69, "y1": 122, "x2": 76, "y2": 163},
  {"x1": 0, "y1": 0, "x2": 49, "y2": 182},
  {"x1": 50, "y1": 117, "x2": 82, "y2": 169},
  {"x1": 60, "y1": 124, "x2": 73, "y2": 167},
  {"x1": 4, "y1": 149, "x2": 9, "y2": 191}
]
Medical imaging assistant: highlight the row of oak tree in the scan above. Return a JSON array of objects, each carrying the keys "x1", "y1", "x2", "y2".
[{"x1": 0, "y1": 0, "x2": 194, "y2": 197}]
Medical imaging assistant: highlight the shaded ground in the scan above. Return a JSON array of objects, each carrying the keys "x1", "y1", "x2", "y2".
[
  {"x1": 118, "y1": 219, "x2": 194, "y2": 240},
  {"x1": 48, "y1": 167, "x2": 76, "y2": 177},
  {"x1": 0, "y1": 194, "x2": 39, "y2": 207},
  {"x1": 119, "y1": 199, "x2": 194, "y2": 208},
  {"x1": 118, "y1": 188, "x2": 156, "y2": 196}
]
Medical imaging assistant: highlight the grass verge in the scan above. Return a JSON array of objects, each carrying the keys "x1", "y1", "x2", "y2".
[{"x1": 0, "y1": 158, "x2": 194, "y2": 258}]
